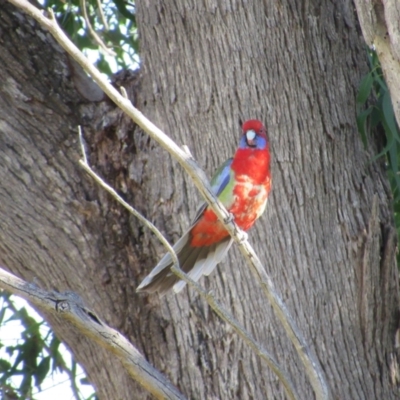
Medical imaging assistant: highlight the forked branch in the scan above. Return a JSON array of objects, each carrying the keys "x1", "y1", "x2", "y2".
[
  {"x1": 6, "y1": 1, "x2": 330, "y2": 398},
  {"x1": 78, "y1": 129, "x2": 298, "y2": 400}
]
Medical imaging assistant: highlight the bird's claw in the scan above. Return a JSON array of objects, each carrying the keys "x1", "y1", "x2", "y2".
[{"x1": 224, "y1": 212, "x2": 234, "y2": 224}]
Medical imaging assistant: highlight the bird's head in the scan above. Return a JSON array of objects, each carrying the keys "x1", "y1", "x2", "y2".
[{"x1": 239, "y1": 119, "x2": 268, "y2": 150}]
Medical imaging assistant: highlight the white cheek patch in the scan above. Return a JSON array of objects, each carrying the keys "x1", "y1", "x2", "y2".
[{"x1": 246, "y1": 130, "x2": 256, "y2": 141}]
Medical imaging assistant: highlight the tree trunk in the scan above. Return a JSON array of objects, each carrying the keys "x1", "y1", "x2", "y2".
[{"x1": 1, "y1": 1, "x2": 399, "y2": 399}]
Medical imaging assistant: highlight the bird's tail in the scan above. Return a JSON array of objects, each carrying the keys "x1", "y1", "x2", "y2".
[{"x1": 136, "y1": 233, "x2": 233, "y2": 295}]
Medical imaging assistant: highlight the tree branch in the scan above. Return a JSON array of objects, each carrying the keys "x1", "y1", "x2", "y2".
[
  {"x1": 77, "y1": 131, "x2": 297, "y2": 399},
  {"x1": 0, "y1": 267, "x2": 186, "y2": 400},
  {"x1": 78, "y1": 126, "x2": 180, "y2": 270},
  {"x1": 6, "y1": 1, "x2": 330, "y2": 398},
  {"x1": 170, "y1": 266, "x2": 298, "y2": 400},
  {"x1": 79, "y1": 0, "x2": 115, "y2": 56}
]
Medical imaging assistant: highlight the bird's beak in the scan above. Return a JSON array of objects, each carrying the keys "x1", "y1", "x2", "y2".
[{"x1": 245, "y1": 130, "x2": 256, "y2": 147}]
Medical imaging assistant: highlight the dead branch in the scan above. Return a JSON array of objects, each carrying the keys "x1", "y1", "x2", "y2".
[{"x1": 6, "y1": 1, "x2": 331, "y2": 398}]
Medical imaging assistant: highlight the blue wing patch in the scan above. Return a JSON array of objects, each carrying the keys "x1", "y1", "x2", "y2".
[
  {"x1": 191, "y1": 158, "x2": 233, "y2": 224},
  {"x1": 210, "y1": 158, "x2": 233, "y2": 197}
]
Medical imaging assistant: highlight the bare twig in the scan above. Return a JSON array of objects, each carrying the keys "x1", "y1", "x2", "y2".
[
  {"x1": 96, "y1": 0, "x2": 109, "y2": 31},
  {"x1": 78, "y1": 128, "x2": 296, "y2": 397},
  {"x1": 77, "y1": 127, "x2": 180, "y2": 271},
  {"x1": 170, "y1": 266, "x2": 298, "y2": 400},
  {"x1": 78, "y1": 126, "x2": 88, "y2": 164},
  {"x1": 120, "y1": 86, "x2": 128, "y2": 99},
  {"x1": 6, "y1": 1, "x2": 330, "y2": 398},
  {"x1": 0, "y1": 267, "x2": 186, "y2": 400},
  {"x1": 79, "y1": 0, "x2": 116, "y2": 56},
  {"x1": 181, "y1": 145, "x2": 192, "y2": 157}
]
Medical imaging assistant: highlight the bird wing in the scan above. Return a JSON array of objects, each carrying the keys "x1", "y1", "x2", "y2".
[
  {"x1": 136, "y1": 158, "x2": 234, "y2": 295},
  {"x1": 191, "y1": 157, "x2": 233, "y2": 223}
]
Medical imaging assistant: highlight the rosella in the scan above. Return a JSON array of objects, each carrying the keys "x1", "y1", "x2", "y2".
[{"x1": 137, "y1": 120, "x2": 271, "y2": 295}]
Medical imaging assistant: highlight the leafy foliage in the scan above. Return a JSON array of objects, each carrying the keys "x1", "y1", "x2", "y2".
[
  {"x1": 0, "y1": 291, "x2": 96, "y2": 400},
  {"x1": 356, "y1": 48, "x2": 400, "y2": 261},
  {"x1": 40, "y1": 0, "x2": 139, "y2": 74}
]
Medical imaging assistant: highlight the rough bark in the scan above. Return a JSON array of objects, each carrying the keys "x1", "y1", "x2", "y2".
[
  {"x1": 0, "y1": 4, "x2": 144, "y2": 399},
  {"x1": 0, "y1": 1, "x2": 399, "y2": 399}
]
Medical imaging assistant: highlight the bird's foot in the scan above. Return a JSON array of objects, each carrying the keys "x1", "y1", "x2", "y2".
[{"x1": 224, "y1": 212, "x2": 234, "y2": 225}]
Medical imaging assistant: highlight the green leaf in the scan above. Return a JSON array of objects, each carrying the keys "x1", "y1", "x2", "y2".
[
  {"x1": 76, "y1": 34, "x2": 99, "y2": 50},
  {"x1": 369, "y1": 107, "x2": 382, "y2": 129},
  {"x1": 356, "y1": 107, "x2": 373, "y2": 147},
  {"x1": 96, "y1": 56, "x2": 114, "y2": 76},
  {"x1": 382, "y1": 90, "x2": 400, "y2": 143},
  {"x1": 49, "y1": 334, "x2": 60, "y2": 354},
  {"x1": 0, "y1": 358, "x2": 12, "y2": 372},
  {"x1": 35, "y1": 356, "x2": 51, "y2": 387},
  {"x1": 6, "y1": 345, "x2": 17, "y2": 357},
  {"x1": 49, "y1": 334, "x2": 66, "y2": 372},
  {"x1": 357, "y1": 72, "x2": 374, "y2": 105},
  {"x1": 113, "y1": 0, "x2": 136, "y2": 22},
  {"x1": 388, "y1": 142, "x2": 400, "y2": 201},
  {"x1": 0, "y1": 303, "x2": 7, "y2": 325},
  {"x1": 372, "y1": 69, "x2": 387, "y2": 93},
  {"x1": 372, "y1": 116, "x2": 395, "y2": 162},
  {"x1": 19, "y1": 371, "x2": 32, "y2": 395}
]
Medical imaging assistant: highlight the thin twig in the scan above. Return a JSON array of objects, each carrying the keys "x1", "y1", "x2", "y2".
[
  {"x1": 79, "y1": 0, "x2": 115, "y2": 56},
  {"x1": 77, "y1": 128, "x2": 180, "y2": 271},
  {"x1": 182, "y1": 145, "x2": 192, "y2": 157},
  {"x1": 96, "y1": 0, "x2": 109, "y2": 31},
  {"x1": 170, "y1": 266, "x2": 298, "y2": 400},
  {"x1": 120, "y1": 86, "x2": 128, "y2": 99},
  {"x1": 78, "y1": 126, "x2": 88, "y2": 164},
  {"x1": 6, "y1": 1, "x2": 330, "y2": 398},
  {"x1": 78, "y1": 128, "x2": 296, "y2": 397}
]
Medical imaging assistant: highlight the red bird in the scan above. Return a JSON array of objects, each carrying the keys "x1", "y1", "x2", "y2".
[{"x1": 137, "y1": 120, "x2": 271, "y2": 295}]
